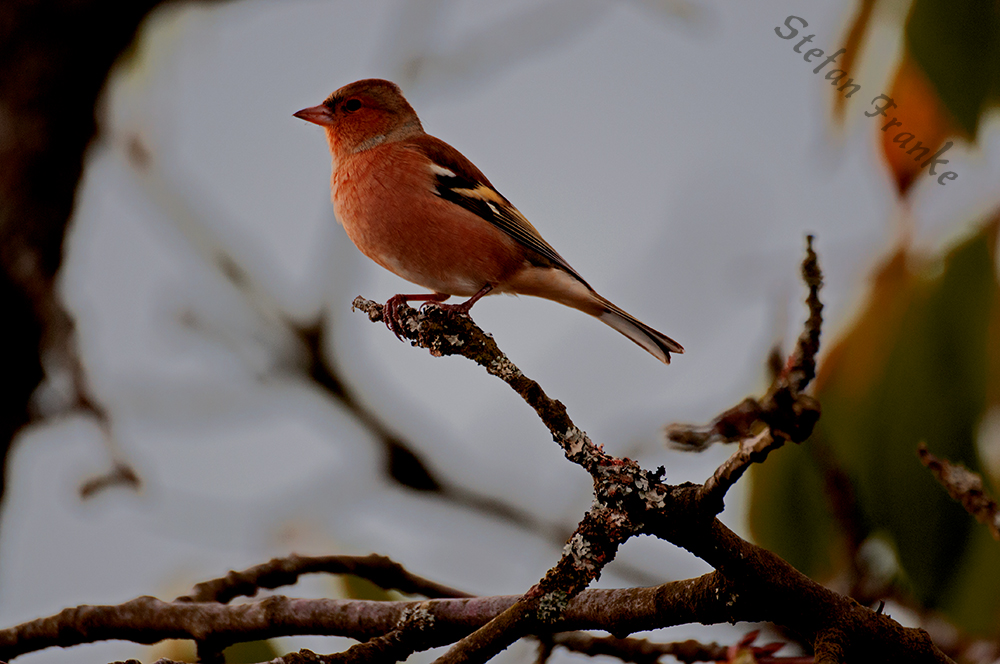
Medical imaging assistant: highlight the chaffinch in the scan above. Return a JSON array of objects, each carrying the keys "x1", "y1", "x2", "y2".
[{"x1": 294, "y1": 79, "x2": 683, "y2": 363}]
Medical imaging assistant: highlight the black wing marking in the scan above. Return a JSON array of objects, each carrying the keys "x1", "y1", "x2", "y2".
[{"x1": 429, "y1": 163, "x2": 592, "y2": 289}]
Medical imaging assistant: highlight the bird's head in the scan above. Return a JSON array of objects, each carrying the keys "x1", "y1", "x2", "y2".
[{"x1": 294, "y1": 79, "x2": 423, "y2": 161}]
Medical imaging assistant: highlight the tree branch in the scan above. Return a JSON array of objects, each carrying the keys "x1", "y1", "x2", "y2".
[
  {"x1": 352, "y1": 295, "x2": 672, "y2": 663},
  {"x1": 350, "y1": 297, "x2": 602, "y2": 470},
  {"x1": 0, "y1": 576, "x2": 756, "y2": 661},
  {"x1": 668, "y1": 235, "x2": 823, "y2": 513},
  {"x1": 177, "y1": 553, "x2": 472, "y2": 604},
  {"x1": 0, "y1": 0, "x2": 178, "y2": 534},
  {"x1": 644, "y1": 517, "x2": 949, "y2": 664},
  {"x1": 1, "y1": 239, "x2": 956, "y2": 664},
  {"x1": 546, "y1": 632, "x2": 727, "y2": 664},
  {"x1": 917, "y1": 443, "x2": 1000, "y2": 541}
]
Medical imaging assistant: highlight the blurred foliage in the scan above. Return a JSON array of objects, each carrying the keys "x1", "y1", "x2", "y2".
[
  {"x1": 223, "y1": 640, "x2": 280, "y2": 664},
  {"x1": 836, "y1": 0, "x2": 1000, "y2": 195},
  {"x1": 750, "y1": 218, "x2": 1000, "y2": 636},
  {"x1": 341, "y1": 573, "x2": 397, "y2": 601},
  {"x1": 833, "y1": 0, "x2": 875, "y2": 122},
  {"x1": 880, "y1": 55, "x2": 953, "y2": 195},
  {"x1": 906, "y1": 0, "x2": 999, "y2": 139},
  {"x1": 755, "y1": 0, "x2": 1000, "y2": 639}
]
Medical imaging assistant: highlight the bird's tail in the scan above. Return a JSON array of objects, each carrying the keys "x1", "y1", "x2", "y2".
[
  {"x1": 505, "y1": 267, "x2": 683, "y2": 364},
  {"x1": 592, "y1": 294, "x2": 684, "y2": 364}
]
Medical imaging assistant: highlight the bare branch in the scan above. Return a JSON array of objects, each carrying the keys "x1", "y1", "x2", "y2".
[
  {"x1": 789, "y1": 234, "x2": 824, "y2": 392},
  {"x1": 666, "y1": 236, "x2": 823, "y2": 513},
  {"x1": 918, "y1": 444, "x2": 1000, "y2": 540},
  {"x1": 2, "y1": 240, "x2": 957, "y2": 664},
  {"x1": 79, "y1": 461, "x2": 141, "y2": 499},
  {"x1": 0, "y1": 576, "x2": 759, "y2": 662},
  {"x1": 344, "y1": 239, "x2": 952, "y2": 664},
  {"x1": 1, "y1": 595, "x2": 468, "y2": 660},
  {"x1": 0, "y1": 0, "x2": 192, "y2": 531},
  {"x1": 642, "y1": 517, "x2": 952, "y2": 664},
  {"x1": 668, "y1": 236, "x2": 822, "y2": 448},
  {"x1": 698, "y1": 429, "x2": 775, "y2": 511},
  {"x1": 549, "y1": 632, "x2": 726, "y2": 663},
  {"x1": 351, "y1": 297, "x2": 604, "y2": 470},
  {"x1": 318, "y1": 603, "x2": 440, "y2": 664},
  {"x1": 177, "y1": 553, "x2": 472, "y2": 604},
  {"x1": 352, "y1": 296, "x2": 686, "y2": 663},
  {"x1": 813, "y1": 627, "x2": 848, "y2": 664}
]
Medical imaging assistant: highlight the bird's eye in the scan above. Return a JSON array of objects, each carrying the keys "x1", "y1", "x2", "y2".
[{"x1": 343, "y1": 98, "x2": 362, "y2": 112}]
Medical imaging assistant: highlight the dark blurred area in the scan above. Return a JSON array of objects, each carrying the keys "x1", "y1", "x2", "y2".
[{"x1": 0, "y1": 0, "x2": 171, "y2": 520}]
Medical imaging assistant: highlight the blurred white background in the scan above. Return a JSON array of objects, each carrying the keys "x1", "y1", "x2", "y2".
[{"x1": 2, "y1": 0, "x2": 998, "y2": 662}]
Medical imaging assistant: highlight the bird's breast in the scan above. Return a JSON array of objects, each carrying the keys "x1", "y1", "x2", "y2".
[{"x1": 330, "y1": 144, "x2": 528, "y2": 297}]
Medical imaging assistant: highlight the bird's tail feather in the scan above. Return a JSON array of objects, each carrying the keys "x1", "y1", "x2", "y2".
[{"x1": 594, "y1": 295, "x2": 683, "y2": 364}]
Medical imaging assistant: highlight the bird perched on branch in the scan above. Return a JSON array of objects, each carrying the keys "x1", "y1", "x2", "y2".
[{"x1": 294, "y1": 79, "x2": 683, "y2": 363}]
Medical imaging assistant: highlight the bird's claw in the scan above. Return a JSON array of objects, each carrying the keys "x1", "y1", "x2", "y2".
[
  {"x1": 383, "y1": 295, "x2": 410, "y2": 341},
  {"x1": 382, "y1": 293, "x2": 474, "y2": 341}
]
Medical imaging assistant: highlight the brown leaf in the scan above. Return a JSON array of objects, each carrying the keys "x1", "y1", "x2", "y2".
[
  {"x1": 879, "y1": 55, "x2": 956, "y2": 196},
  {"x1": 833, "y1": 0, "x2": 877, "y2": 122}
]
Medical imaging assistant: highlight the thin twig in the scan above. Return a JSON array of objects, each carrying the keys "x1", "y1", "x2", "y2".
[
  {"x1": 351, "y1": 297, "x2": 603, "y2": 469},
  {"x1": 699, "y1": 429, "x2": 774, "y2": 510},
  {"x1": 2, "y1": 239, "x2": 958, "y2": 664},
  {"x1": 549, "y1": 632, "x2": 727, "y2": 663},
  {"x1": 669, "y1": 236, "x2": 823, "y2": 513},
  {"x1": 353, "y1": 296, "x2": 687, "y2": 664},
  {"x1": 79, "y1": 460, "x2": 141, "y2": 498},
  {"x1": 177, "y1": 553, "x2": 472, "y2": 604},
  {"x1": 667, "y1": 235, "x2": 822, "y2": 446},
  {"x1": 918, "y1": 443, "x2": 1000, "y2": 540}
]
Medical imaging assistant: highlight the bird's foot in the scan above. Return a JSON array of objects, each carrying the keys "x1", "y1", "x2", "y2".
[
  {"x1": 428, "y1": 300, "x2": 476, "y2": 316},
  {"x1": 383, "y1": 294, "x2": 412, "y2": 340},
  {"x1": 422, "y1": 284, "x2": 494, "y2": 319},
  {"x1": 383, "y1": 293, "x2": 451, "y2": 340}
]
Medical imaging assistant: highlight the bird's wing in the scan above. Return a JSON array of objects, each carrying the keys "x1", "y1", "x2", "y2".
[{"x1": 407, "y1": 134, "x2": 592, "y2": 290}]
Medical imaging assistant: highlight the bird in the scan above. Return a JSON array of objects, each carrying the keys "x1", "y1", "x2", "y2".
[{"x1": 294, "y1": 79, "x2": 683, "y2": 363}]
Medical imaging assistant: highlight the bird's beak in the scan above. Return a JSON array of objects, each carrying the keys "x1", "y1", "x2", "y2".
[{"x1": 294, "y1": 104, "x2": 336, "y2": 127}]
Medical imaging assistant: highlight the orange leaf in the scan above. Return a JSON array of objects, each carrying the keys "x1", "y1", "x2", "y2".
[
  {"x1": 879, "y1": 55, "x2": 955, "y2": 196},
  {"x1": 833, "y1": 0, "x2": 876, "y2": 122}
]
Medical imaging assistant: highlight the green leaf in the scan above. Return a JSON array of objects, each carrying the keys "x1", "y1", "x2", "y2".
[
  {"x1": 845, "y1": 231, "x2": 992, "y2": 605},
  {"x1": 748, "y1": 438, "x2": 844, "y2": 580},
  {"x1": 342, "y1": 573, "x2": 396, "y2": 601},
  {"x1": 751, "y1": 221, "x2": 1000, "y2": 634},
  {"x1": 939, "y1": 523, "x2": 1000, "y2": 634},
  {"x1": 906, "y1": 0, "x2": 1000, "y2": 137},
  {"x1": 223, "y1": 640, "x2": 279, "y2": 664}
]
